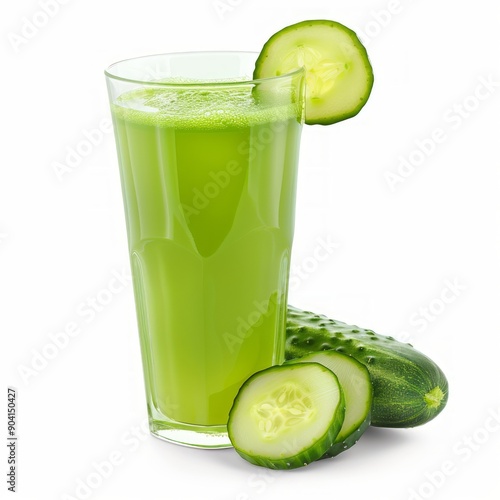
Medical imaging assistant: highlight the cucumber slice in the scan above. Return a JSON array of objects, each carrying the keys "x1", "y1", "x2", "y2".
[
  {"x1": 254, "y1": 20, "x2": 374, "y2": 125},
  {"x1": 289, "y1": 351, "x2": 373, "y2": 458},
  {"x1": 286, "y1": 306, "x2": 449, "y2": 428},
  {"x1": 228, "y1": 363, "x2": 345, "y2": 469}
]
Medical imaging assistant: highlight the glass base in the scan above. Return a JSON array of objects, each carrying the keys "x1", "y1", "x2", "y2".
[{"x1": 150, "y1": 418, "x2": 232, "y2": 449}]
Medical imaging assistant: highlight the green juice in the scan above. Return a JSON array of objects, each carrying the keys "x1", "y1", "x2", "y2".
[{"x1": 111, "y1": 86, "x2": 302, "y2": 427}]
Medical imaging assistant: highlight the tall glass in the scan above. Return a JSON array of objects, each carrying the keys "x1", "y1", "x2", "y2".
[{"x1": 105, "y1": 52, "x2": 305, "y2": 448}]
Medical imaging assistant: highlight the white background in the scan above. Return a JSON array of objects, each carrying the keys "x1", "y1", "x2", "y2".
[{"x1": 2, "y1": 1, "x2": 500, "y2": 499}]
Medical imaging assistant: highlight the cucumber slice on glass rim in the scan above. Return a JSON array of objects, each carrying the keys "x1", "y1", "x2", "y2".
[
  {"x1": 288, "y1": 351, "x2": 373, "y2": 458},
  {"x1": 227, "y1": 363, "x2": 345, "y2": 469},
  {"x1": 254, "y1": 20, "x2": 374, "y2": 125}
]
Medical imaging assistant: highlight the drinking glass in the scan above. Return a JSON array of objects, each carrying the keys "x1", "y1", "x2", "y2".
[{"x1": 105, "y1": 52, "x2": 305, "y2": 448}]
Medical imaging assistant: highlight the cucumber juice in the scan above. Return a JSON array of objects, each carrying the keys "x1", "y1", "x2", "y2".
[{"x1": 111, "y1": 83, "x2": 303, "y2": 430}]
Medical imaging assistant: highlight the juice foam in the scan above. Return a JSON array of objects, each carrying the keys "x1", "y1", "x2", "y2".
[{"x1": 112, "y1": 85, "x2": 300, "y2": 129}]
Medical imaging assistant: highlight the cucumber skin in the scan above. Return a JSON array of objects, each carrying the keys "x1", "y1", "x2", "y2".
[
  {"x1": 228, "y1": 363, "x2": 346, "y2": 469},
  {"x1": 286, "y1": 307, "x2": 449, "y2": 428},
  {"x1": 323, "y1": 410, "x2": 370, "y2": 458},
  {"x1": 287, "y1": 352, "x2": 372, "y2": 458}
]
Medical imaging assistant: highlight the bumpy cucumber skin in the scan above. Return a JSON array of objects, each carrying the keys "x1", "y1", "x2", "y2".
[
  {"x1": 322, "y1": 410, "x2": 370, "y2": 458},
  {"x1": 287, "y1": 352, "x2": 372, "y2": 458},
  {"x1": 228, "y1": 363, "x2": 345, "y2": 469},
  {"x1": 253, "y1": 19, "x2": 374, "y2": 125},
  {"x1": 286, "y1": 307, "x2": 449, "y2": 428}
]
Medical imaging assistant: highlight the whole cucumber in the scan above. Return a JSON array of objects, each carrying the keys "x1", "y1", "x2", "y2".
[{"x1": 286, "y1": 306, "x2": 449, "y2": 428}]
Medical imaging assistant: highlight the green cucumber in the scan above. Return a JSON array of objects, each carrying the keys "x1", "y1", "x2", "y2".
[
  {"x1": 286, "y1": 306, "x2": 449, "y2": 428},
  {"x1": 254, "y1": 20, "x2": 374, "y2": 125},
  {"x1": 227, "y1": 363, "x2": 345, "y2": 469},
  {"x1": 288, "y1": 351, "x2": 373, "y2": 457}
]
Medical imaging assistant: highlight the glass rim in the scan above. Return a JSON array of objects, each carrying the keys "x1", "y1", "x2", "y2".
[{"x1": 104, "y1": 50, "x2": 305, "y2": 88}]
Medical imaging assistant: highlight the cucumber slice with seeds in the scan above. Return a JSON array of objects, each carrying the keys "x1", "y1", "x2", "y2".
[
  {"x1": 228, "y1": 363, "x2": 345, "y2": 469},
  {"x1": 289, "y1": 351, "x2": 373, "y2": 458},
  {"x1": 254, "y1": 20, "x2": 374, "y2": 125},
  {"x1": 286, "y1": 306, "x2": 449, "y2": 427}
]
